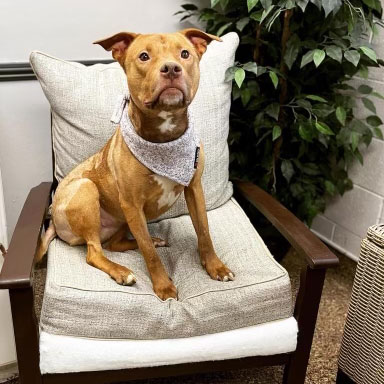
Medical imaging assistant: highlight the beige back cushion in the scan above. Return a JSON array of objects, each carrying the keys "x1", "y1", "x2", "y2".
[{"x1": 30, "y1": 32, "x2": 239, "y2": 219}]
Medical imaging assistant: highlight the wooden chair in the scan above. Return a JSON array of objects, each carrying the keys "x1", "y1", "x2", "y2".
[{"x1": 0, "y1": 176, "x2": 338, "y2": 384}]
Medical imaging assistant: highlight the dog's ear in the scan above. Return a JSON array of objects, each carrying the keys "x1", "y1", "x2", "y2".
[
  {"x1": 93, "y1": 32, "x2": 138, "y2": 66},
  {"x1": 180, "y1": 28, "x2": 222, "y2": 58}
]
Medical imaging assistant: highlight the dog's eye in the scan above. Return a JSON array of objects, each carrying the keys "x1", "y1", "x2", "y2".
[
  {"x1": 139, "y1": 52, "x2": 150, "y2": 61},
  {"x1": 181, "y1": 50, "x2": 190, "y2": 59}
]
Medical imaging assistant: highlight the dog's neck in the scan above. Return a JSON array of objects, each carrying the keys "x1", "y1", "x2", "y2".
[{"x1": 128, "y1": 100, "x2": 188, "y2": 143}]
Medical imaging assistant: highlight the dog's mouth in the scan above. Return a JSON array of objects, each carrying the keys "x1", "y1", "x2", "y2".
[{"x1": 144, "y1": 85, "x2": 188, "y2": 109}]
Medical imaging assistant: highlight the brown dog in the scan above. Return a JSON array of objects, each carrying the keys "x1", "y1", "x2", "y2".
[{"x1": 36, "y1": 29, "x2": 234, "y2": 300}]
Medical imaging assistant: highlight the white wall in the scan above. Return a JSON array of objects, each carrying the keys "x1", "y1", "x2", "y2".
[
  {"x1": 0, "y1": 0, "x2": 206, "y2": 367},
  {"x1": 0, "y1": 169, "x2": 16, "y2": 367},
  {"x1": 0, "y1": 0, "x2": 207, "y2": 241},
  {"x1": 312, "y1": 18, "x2": 384, "y2": 260},
  {"x1": 0, "y1": 0, "x2": 208, "y2": 63}
]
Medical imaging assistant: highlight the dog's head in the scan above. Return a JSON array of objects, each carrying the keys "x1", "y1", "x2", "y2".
[{"x1": 94, "y1": 29, "x2": 220, "y2": 112}]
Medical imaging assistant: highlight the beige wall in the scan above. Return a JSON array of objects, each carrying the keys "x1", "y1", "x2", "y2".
[{"x1": 312, "y1": 19, "x2": 384, "y2": 260}]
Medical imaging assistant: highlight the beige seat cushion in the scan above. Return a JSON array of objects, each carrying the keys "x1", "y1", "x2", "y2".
[
  {"x1": 30, "y1": 32, "x2": 239, "y2": 220},
  {"x1": 40, "y1": 198, "x2": 293, "y2": 340}
]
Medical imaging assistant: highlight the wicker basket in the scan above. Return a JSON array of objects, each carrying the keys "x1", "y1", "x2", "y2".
[{"x1": 338, "y1": 224, "x2": 384, "y2": 384}]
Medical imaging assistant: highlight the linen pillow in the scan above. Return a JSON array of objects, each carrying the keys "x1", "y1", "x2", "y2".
[{"x1": 30, "y1": 32, "x2": 239, "y2": 219}]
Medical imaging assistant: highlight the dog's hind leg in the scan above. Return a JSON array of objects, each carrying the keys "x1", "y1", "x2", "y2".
[
  {"x1": 103, "y1": 225, "x2": 167, "y2": 252},
  {"x1": 35, "y1": 221, "x2": 57, "y2": 263},
  {"x1": 65, "y1": 179, "x2": 136, "y2": 286}
]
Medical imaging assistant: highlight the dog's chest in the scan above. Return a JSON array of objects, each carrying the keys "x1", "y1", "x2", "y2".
[{"x1": 145, "y1": 175, "x2": 184, "y2": 217}]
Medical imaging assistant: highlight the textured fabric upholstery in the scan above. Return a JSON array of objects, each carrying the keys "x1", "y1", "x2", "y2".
[{"x1": 40, "y1": 198, "x2": 292, "y2": 340}]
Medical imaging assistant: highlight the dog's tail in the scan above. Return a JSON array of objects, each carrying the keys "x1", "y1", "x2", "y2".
[{"x1": 35, "y1": 221, "x2": 57, "y2": 264}]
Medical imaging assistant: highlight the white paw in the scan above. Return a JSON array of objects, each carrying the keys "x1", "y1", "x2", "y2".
[
  {"x1": 123, "y1": 273, "x2": 136, "y2": 286},
  {"x1": 152, "y1": 238, "x2": 168, "y2": 247},
  {"x1": 217, "y1": 272, "x2": 235, "y2": 282}
]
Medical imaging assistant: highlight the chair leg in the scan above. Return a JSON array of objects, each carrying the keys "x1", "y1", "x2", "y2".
[
  {"x1": 283, "y1": 267, "x2": 326, "y2": 384},
  {"x1": 9, "y1": 288, "x2": 42, "y2": 384},
  {"x1": 336, "y1": 369, "x2": 355, "y2": 383}
]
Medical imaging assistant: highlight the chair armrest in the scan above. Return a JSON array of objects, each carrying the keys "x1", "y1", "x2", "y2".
[
  {"x1": 0, "y1": 182, "x2": 52, "y2": 289},
  {"x1": 233, "y1": 180, "x2": 339, "y2": 269}
]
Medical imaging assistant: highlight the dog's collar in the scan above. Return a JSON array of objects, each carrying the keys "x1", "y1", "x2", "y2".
[{"x1": 111, "y1": 94, "x2": 200, "y2": 186}]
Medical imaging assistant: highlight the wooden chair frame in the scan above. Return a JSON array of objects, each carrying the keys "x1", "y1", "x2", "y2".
[{"x1": 0, "y1": 179, "x2": 339, "y2": 384}]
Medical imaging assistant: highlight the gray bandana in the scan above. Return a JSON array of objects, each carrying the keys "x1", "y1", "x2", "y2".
[{"x1": 111, "y1": 95, "x2": 200, "y2": 186}]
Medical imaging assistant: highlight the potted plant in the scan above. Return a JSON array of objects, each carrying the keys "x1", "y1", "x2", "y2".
[{"x1": 177, "y1": 0, "x2": 383, "y2": 230}]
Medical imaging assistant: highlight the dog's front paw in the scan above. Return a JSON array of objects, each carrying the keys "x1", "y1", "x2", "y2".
[
  {"x1": 110, "y1": 265, "x2": 137, "y2": 286},
  {"x1": 204, "y1": 258, "x2": 235, "y2": 282},
  {"x1": 153, "y1": 278, "x2": 177, "y2": 301}
]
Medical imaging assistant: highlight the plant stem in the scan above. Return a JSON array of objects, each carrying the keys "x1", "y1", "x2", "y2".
[
  {"x1": 270, "y1": 9, "x2": 293, "y2": 192},
  {"x1": 253, "y1": 24, "x2": 262, "y2": 62}
]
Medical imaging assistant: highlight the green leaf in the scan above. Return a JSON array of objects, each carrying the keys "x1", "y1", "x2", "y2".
[
  {"x1": 355, "y1": 149, "x2": 364, "y2": 165},
  {"x1": 247, "y1": 0, "x2": 259, "y2": 12},
  {"x1": 359, "y1": 65, "x2": 369, "y2": 79},
  {"x1": 296, "y1": 0, "x2": 310, "y2": 11},
  {"x1": 306, "y1": 95, "x2": 327, "y2": 102},
  {"x1": 236, "y1": 17, "x2": 249, "y2": 31},
  {"x1": 220, "y1": 0, "x2": 230, "y2": 9},
  {"x1": 284, "y1": 0, "x2": 296, "y2": 8},
  {"x1": 336, "y1": 106, "x2": 346, "y2": 126},
  {"x1": 350, "y1": 119, "x2": 371, "y2": 135},
  {"x1": 344, "y1": 50, "x2": 360, "y2": 66},
  {"x1": 325, "y1": 181, "x2": 337, "y2": 195},
  {"x1": 260, "y1": 0, "x2": 272, "y2": 8},
  {"x1": 250, "y1": 10, "x2": 263, "y2": 21},
  {"x1": 211, "y1": 0, "x2": 221, "y2": 7},
  {"x1": 266, "y1": 102, "x2": 280, "y2": 120},
  {"x1": 373, "y1": 127, "x2": 384, "y2": 139},
  {"x1": 325, "y1": 45, "x2": 342, "y2": 63},
  {"x1": 360, "y1": 46, "x2": 378, "y2": 63},
  {"x1": 351, "y1": 131, "x2": 360, "y2": 151},
  {"x1": 322, "y1": 0, "x2": 342, "y2": 16},
  {"x1": 232, "y1": 86, "x2": 241, "y2": 100},
  {"x1": 315, "y1": 122, "x2": 334, "y2": 135},
  {"x1": 312, "y1": 103, "x2": 334, "y2": 118},
  {"x1": 260, "y1": 5, "x2": 275, "y2": 24},
  {"x1": 358, "y1": 85, "x2": 373, "y2": 94},
  {"x1": 181, "y1": 4, "x2": 198, "y2": 10},
  {"x1": 256, "y1": 66, "x2": 267, "y2": 76},
  {"x1": 301, "y1": 163, "x2": 322, "y2": 175},
  {"x1": 299, "y1": 124, "x2": 313, "y2": 142},
  {"x1": 269, "y1": 71, "x2": 279, "y2": 89},
  {"x1": 272, "y1": 125, "x2": 282, "y2": 141},
  {"x1": 366, "y1": 115, "x2": 382, "y2": 127},
  {"x1": 296, "y1": 99, "x2": 312, "y2": 109},
  {"x1": 234, "y1": 68, "x2": 246, "y2": 88},
  {"x1": 362, "y1": 97, "x2": 376, "y2": 113},
  {"x1": 301, "y1": 50, "x2": 315, "y2": 68},
  {"x1": 242, "y1": 61, "x2": 258, "y2": 75},
  {"x1": 216, "y1": 22, "x2": 232, "y2": 36},
  {"x1": 241, "y1": 88, "x2": 251, "y2": 106},
  {"x1": 281, "y1": 160, "x2": 294, "y2": 183},
  {"x1": 372, "y1": 91, "x2": 384, "y2": 100},
  {"x1": 224, "y1": 66, "x2": 237, "y2": 82},
  {"x1": 362, "y1": 0, "x2": 380, "y2": 10},
  {"x1": 284, "y1": 34, "x2": 300, "y2": 70},
  {"x1": 310, "y1": 0, "x2": 322, "y2": 9}
]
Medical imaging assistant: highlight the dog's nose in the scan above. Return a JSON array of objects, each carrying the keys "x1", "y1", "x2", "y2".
[{"x1": 160, "y1": 62, "x2": 182, "y2": 80}]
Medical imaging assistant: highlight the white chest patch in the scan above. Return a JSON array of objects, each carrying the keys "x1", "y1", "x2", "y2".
[
  {"x1": 152, "y1": 175, "x2": 182, "y2": 210},
  {"x1": 158, "y1": 111, "x2": 176, "y2": 134}
]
